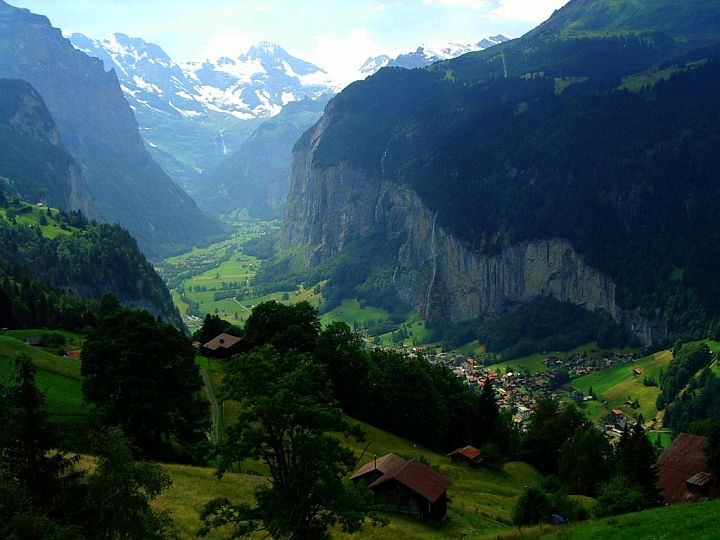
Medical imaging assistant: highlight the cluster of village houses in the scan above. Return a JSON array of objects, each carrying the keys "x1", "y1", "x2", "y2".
[{"x1": 392, "y1": 344, "x2": 639, "y2": 430}]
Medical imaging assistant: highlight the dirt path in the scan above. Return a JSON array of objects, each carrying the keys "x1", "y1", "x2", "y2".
[{"x1": 199, "y1": 366, "x2": 221, "y2": 443}]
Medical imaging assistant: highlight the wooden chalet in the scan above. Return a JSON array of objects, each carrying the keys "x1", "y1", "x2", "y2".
[
  {"x1": 447, "y1": 445, "x2": 483, "y2": 467},
  {"x1": 352, "y1": 455, "x2": 450, "y2": 522},
  {"x1": 656, "y1": 433, "x2": 715, "y2": 505},
  {"x1": 350, "y1": 453, "x2": 407, "y2": 485},
  {"x1": 200, "y1": 333, "x2": 252, "y2": 359},
  {"x1": 65, "y1": 350, "x2": 82, "y2": 360}
]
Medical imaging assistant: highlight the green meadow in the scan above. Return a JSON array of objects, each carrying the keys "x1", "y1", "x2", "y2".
[{"x1": 0, "y1": 333, "x2": 87, "y2": 423}]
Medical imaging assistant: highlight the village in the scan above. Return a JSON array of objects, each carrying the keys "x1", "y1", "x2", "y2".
[{"x1": 384, "y1": 342, "x2": 642, "y2": 440}]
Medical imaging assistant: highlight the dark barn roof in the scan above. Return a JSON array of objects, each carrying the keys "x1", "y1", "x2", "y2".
[
  {"x1": 350, "y1": 453, "x2": 407, "y2": 481},
  {"x1": 369, "y1": 459, "x2": 450, "y2": 503},
  {"x1": 202, "y1": 333, "x2": 242, "y2": 351},
  {"x1": 656, "y1": 433, "x2": 710, "y2": 505}
]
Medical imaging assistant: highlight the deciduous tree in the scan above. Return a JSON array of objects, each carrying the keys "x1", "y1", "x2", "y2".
[
  {"x1": 199, "y1": 345, "x2": 380, "y2": 539},
  {"x1": 81, "y1": 305, "x2": 207, "y2": 457}
]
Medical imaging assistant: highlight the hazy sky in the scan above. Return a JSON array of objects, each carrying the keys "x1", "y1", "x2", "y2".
[{"x1": 9, "y1": 0, "x2": 570, "y2": 74}]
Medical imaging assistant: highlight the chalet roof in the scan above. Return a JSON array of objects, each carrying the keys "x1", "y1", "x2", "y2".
[
  {"x1": 369, "y1": 459, "x2": 450, "y2": 503},
  {"x1": 202, "y1": 333, "x2": 242, "y2": 351},
  {"x1": 656, "y1": 433, "x2": 710, "y2": 505},
  {"x1": 611, "y1": 408, "x2": 623, "y2": 415},
  {"x1": 65, "y1": 350, "x2": 81, "y2": 360},
  {"x1": 686, "y1": 472, "x2": 713, "y2": 488},
  {"x1": 448, "y1": 445, "x2": 482, "y2": 461},
  {"x1": 350, "y1": 453, "x2": 407, "y2": 481}
]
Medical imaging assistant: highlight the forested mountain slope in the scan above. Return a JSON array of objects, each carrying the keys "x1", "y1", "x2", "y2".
[
  {"x1": 282, "y1": 0, "x2": 720, "y2": 343},
  {"x1": 0, "y1": 198, "x2": 182, "y2": 327}
]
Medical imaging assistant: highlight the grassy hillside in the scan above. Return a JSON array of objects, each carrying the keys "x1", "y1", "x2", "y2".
[
  {"x1": 0, "y1": 332, "x2": 87, "y2": 423},
  {"x1": 148, "y1": 417, "x2": 538, "y2": 540},
  {"x1": 573, "y1": 340, "x2": 720, "y2": 424},
  {"x1": 521, "y1": 498, "x2": 720, "y2": 540}
]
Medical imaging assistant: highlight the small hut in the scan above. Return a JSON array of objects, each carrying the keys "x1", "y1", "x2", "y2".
[{"x1": 447, "y1": 445, "x2": 483, "y2": 467}]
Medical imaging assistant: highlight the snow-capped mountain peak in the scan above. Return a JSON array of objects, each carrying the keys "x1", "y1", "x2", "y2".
[{"x1": 359, "y1": 34, "x2": 511, "y2": 77}]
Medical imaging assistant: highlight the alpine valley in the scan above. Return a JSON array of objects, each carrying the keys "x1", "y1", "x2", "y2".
[{"x1": 3, "y1": 1, "x2": 720, "y2": 539}]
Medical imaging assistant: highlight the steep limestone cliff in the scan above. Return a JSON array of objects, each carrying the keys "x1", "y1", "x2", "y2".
[
  {"x1": 284, "y1": 117, "x2": 665, "y2": 344},
  {"x1": 0, "y1": 78, "x2": 94, "y2": 215}
]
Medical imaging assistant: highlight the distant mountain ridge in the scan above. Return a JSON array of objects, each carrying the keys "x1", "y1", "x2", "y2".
[
  {"x1": 360, "y1": 35, "x2": 510, "y2": 75},
  {"x1": 69, "y1": 31, "x2": 509, "y2": 193},
  {"x1": 0, "y1": 0, "x2": 221, "y2": 258}
]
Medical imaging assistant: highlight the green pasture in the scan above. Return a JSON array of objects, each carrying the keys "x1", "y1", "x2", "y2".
[
  {"x1": 0, "y1": 334, "x2": 87, "y2": 422},
  {"x1": 528, "y1": 498, "x2": 720, "y2": 540},
  {"x1": 320, "y1": 298, "x2": 390, "y2": 326},
  {"x1": 572, "y1": 350, "x2": 673, "y2": 423},
  {"x1": 492, "y1": 343, "x2": 611, "y2": 376}
]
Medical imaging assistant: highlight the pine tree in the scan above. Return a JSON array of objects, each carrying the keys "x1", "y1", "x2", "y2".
[{"x1": 476, "y1": 376, "x2": 499, "y2": 445}]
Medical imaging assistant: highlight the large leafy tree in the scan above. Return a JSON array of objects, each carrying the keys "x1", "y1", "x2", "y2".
[
  {"x1": 81, "y1": 303, "x2": 208, "y2": 457},
  {"x1": 559, "y1": 423, "x2": 612, "y2": 496},
  {"x1": 83, "y1": 427, "x2": 177, "y2": 540},
  {"x1": 242, "y1": 300, "x2": 320, "y2": 354},
  {"x1": 199, "y1": 345, "x2": 380, "y2": 540},
  {"x1": 314, "y1": 321, "x2": 372, "y2": 417},
  {"x1": 520, "y1": 400, "x2": 587, "y2": 475}
]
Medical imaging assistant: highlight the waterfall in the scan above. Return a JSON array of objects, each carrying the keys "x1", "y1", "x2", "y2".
[
  {"x1": 424, "y1": 210, "x2": 438, "y2": 319},
  {"x1": 218, "y1": 129, "x2": 228, "y2": 155}
]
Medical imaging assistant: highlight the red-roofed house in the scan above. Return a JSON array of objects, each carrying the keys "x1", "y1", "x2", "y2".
[
  {"x1": 200, "y1": 333, "x2": 252, "y2": 359},
  {"x1": 366, "y1": 459, "x2": 450, "y2": 522},
  {"x1": 65, "y1": 350, "x2": 82, "y2": 360},
  {"x1": 350, "y1": 453, "x2": 407, "y2": 486},
  {"x1": 447, "y1": 445, "x2": 483, "y2": 467},
  {"x1": 656, "y1": 433, "x2": 714, "y2": 505}
]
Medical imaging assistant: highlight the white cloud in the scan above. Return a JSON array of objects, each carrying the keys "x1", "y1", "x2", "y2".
[
  {"x1": 491, "y1": 0, "x2": 569, "y2": 23},
  {"x1": 303, "y1": 29, "x2": 388, "y2": 89},
  {"x1": 423, "y1": 0, "x2": 488, "y2": 9},
  {"x1": 194, "y1": 33, "x2": 255, "y2": 61}
]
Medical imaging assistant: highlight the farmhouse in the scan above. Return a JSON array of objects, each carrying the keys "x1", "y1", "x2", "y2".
[
  {"x1": 447, "y1": 445, "x2": 483, "y2": 467},
  {"x1": 368, "y1": 459, "x2": 450, "y2": 522},
  {"x1": 656, "y1": 433, "x2": 715, "y2": 504},
  {"x1": 65, "y1": 350, "x2": 82, "y2": 360},
  {"x1": 350, "y1": 453, "x2": 407, "y2": 485},
  {"x1": 201, "y1": 333, "x2": 252, "y2": 358}
]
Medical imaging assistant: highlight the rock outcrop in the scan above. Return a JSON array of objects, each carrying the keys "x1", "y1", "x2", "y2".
[
  {"x1": 0, "y1": 78, "x2": 94, "y2": 215},
  {"x1": 284, "y1": 116, "x2": 666, "y2": 344}
]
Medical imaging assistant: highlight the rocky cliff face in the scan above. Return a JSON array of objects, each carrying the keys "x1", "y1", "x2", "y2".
[
  {"x1": 284, "y1": 116, "x2": 665, "y2": 344},
  {"x1": 0, "y1": 78, "x2": 94, "y2": 215}
]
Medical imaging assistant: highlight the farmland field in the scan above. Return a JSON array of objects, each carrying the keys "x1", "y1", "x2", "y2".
[
  {"x1": 572, "y1": 350, "x2": 673, "y2": 423},
  {"x1": 0, "y1": 333, "x2": 87, "y2": 422}
]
